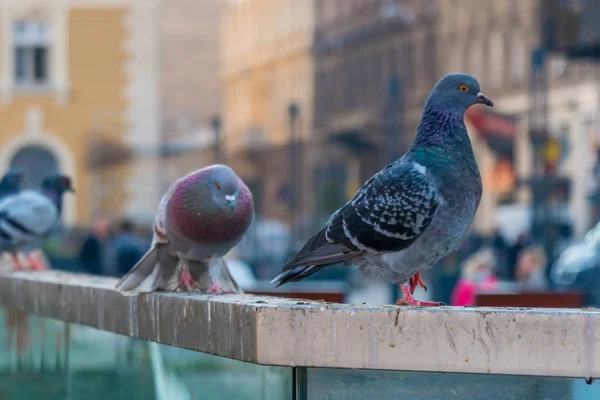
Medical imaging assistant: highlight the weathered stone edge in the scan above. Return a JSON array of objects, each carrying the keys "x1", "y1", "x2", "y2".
[{"x1": 0, "y1": 270, "x2": 599, "y2": 379}]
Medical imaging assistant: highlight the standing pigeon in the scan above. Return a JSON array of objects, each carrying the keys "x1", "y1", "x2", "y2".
[
  {"x1": 115, "y1": 164, "x2": 254, "y2": 294},
  {"x1": 272, "y1": 73, "x2": 493, "y2": 306},
  {"x1": 0, "y1": 169, "x2": 24, "y2": 200},
  {"x1": 0, "y1": 175, "x2": 74, "y2": 270}
]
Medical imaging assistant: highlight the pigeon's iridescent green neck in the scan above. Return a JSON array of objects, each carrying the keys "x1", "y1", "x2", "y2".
[{"x1": 410, "y1": 107, "x2": 479, "y2": 179}]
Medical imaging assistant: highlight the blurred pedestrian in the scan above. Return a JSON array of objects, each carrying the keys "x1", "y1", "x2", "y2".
[
  {"x1": 110, "y1": 219, "x2": 146, "y2": 278},
  {"x1": 451, "y1": 248, "x2": 499, "y2": 306},
  {"x1": 79, "y1": 214, "x2": 111, "y2": 275},
  {"x1": 506, "y1": 233, "x2": 528, "y2": 281},
  {"x1": 491, "y1": 228, "x2": 508, "y2": 279},
  {"x1": 516, "y1": 246, "x2": 547, "y2": 290}
]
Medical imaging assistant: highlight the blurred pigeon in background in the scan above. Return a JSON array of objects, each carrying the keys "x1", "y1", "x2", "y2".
[
  {"x1": 0, "y1": 174, "x2": 74, "y2": 271},
  {"x1": 0, "y1": 170, "x2": 25, "y2": 269},
  {"x1": 273, "y1": 73, "x2": 493, "y2": 306},
  {"x1": 0, "y1": 169, "x2": 24, "y2": 200},
  {"x1": 115, "y1": 164, "x2": 254, "y2": 294}
]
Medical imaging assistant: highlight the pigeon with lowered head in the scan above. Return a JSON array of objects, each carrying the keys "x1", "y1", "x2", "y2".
[
  {"x1": 0, "y1": 174, "x2": 74, "y2": 270},
  {"x1": 115, "y1": 164, "x2": 254, "y2": 293},
  {"x1": 272, "y1": 73, "x2": 493, "y2": 306}
]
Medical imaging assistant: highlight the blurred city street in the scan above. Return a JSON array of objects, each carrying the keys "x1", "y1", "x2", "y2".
[
  {"x1": 2, "y1": 0, "x2": 600, "y2": 398},
  {"x1": 2, "y1": 0, "x2": 600, "y2": 305}
]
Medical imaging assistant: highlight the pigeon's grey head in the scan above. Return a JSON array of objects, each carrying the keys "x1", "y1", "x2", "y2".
[
  {"x1": 203, "y1": 165, "x2": 242, "y2": 212},
  {"x1": 426, "y1": 73, "x2": 493, "y2": 114},
  {"x1": 42, "y1": 175, "x2": 75, "y2": 195},
  {"x1": 0, "y1": 169, "x2": 24, "y2": 190}
]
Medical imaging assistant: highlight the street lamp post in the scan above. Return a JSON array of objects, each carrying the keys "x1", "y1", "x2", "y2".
[
  {"x1": 211, "y1": 115, "x2": 223, "y2": 164},
  {"x1": 529, "y1": 47, "x2": 549, "y2": 245},
  {"x1": 288, "y1": 102, "x2": 300, "y2": 251},
  {"x1": 386, "y1": 76, "x2": 404, "y2": 164}
]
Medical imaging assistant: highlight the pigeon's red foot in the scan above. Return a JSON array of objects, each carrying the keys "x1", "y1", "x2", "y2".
[
  {"x1": 408, "y1": 272, "x2": 427, "y2": 294},
  {"x1": 207, "y1": 278, "x2": 230, "y2": 295},
  {"x1": 11, "y1": 253, "x2": 24, "y2": 271},
  {"x1": 396, "y1": 284, "x2": 444, "y2": 307},
  {"x1": 177, "y1": 267, "x2": 201, "y2": 292},
  {"x1": 28, "y1": 252, "x2": 47, "y2": 271}
]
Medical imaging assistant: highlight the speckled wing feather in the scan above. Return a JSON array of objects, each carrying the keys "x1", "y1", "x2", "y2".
[
  {"x1": 282, "y1": 160, "x2": 439, "y2": 270},
  {"x1": 338, "y1": 160, "x2": 439, "y2": 253}
]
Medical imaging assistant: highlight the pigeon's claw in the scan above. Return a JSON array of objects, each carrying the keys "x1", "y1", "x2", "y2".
[
  {"x1": 11, "y1": 253, "x2": 24, "y2": 271},
  {"x1": 408, "y1": 272, "x2": 427, "y2": 294},
  {"x1": 396, "y1": 284, "x2": 443, "y2": 307},
  {"x1": 177, "y1": 267, "x2": 201, "y2": 292},
  {"x1": 207, "y1": 278, "x2": 230, "y2": 295},
  {"x1": 28, "y1": 251, "x2": 48, "y2": 271}
]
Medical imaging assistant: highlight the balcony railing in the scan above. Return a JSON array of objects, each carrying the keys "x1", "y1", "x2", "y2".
[{"x1": 0, "y1": 270, "x2": 599, "y2": 399}]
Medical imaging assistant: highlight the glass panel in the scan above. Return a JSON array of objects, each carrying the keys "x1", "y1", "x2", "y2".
[
  {"x1": 0, "y1": 307, "x2": 69, "y2": 398},
  {"x1": 0, "y1": 308, "x2": 293, "y2": 399},
  {"x1": 306, "y1": 368, "x2": 600, "y2": 400}
]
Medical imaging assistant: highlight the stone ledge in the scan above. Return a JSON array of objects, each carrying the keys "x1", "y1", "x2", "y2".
[{"x1": 0, "y1": 270, "x2": 598, "y2": 379}]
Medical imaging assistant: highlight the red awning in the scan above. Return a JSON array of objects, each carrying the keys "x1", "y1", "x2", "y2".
[{"x1": 465, "y1": 107, "x2": 519, "y2": 140}]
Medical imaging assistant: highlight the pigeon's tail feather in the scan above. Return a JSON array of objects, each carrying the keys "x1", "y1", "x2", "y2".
[
  {"x1": 272, "y1": 228, "x2": 355, "y2": 287},
  {"x1": 219, "y1": 258, "x2": 243, "y2": 294},
  {"x1": 115, "y1": 246, "x2": 159, "y2": 292},
  {"x1": 271, "y1": 265, "x2": 330, "y2": 287},
  {"x1": 283, "y1": 228, "x2": 352, "y2": 271},
  {"x1": 148, "y1": 245, "x2": 180, "y2": 291}
]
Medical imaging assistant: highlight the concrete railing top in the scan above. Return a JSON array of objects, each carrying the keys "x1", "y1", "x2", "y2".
[{"x1": 0, "y1": 270, "x2": 598, "y2": 380}]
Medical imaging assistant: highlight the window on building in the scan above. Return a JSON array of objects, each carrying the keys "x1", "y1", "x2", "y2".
[
  {"x1": 349, "y1": 61, "x2": 359, "y2": 108},
  {"x1": 489, "y1": 31, "x2": 504, "y2": 86},
  {"x1": 405, "y1": 41, "x2": 415, "y2": 91},
  {"x1": 14, "y1": 20, "x2": 49, "y2": 86},
  {"x1": 469, "y1": 38, "x2": 482, "y2": 80},
  {"x1": 424, "y1": 33, "x2": 437, "y2": 84},
  {"x1": 343, "y1": 62, "x2": 351, "y2": 108},
  {"x1": 316, "y1": 72, "x2": 327, "y2": 122},
  {"x1": 388, "y1": 48, "x2": 398, "y2": 78},
  {"x1": 510, "y1": 30, "x2": 526, "y2": 83},
  {"x1": 373, "y1": 53, "x2": 383, "y2": 100}
]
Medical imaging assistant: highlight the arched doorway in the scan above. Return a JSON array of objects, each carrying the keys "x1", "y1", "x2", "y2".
[{"x1": 9, "y1": 145, "x2": 59, "y2": 189}]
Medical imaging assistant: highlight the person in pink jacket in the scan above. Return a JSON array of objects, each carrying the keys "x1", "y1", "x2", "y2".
[{"x1": 451, "y1": 248, "x2": 499, "y2": 306}]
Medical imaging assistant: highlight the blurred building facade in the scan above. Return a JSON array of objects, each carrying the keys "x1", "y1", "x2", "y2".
[
  {"x1": 160, "y1": 0, "x2": 224, "y2": 190},
  {"x1": 437, "y1": 0, "x2": 600, "y2": 243},
  {"x1": 222, "y1": 0, "x2": 316, "y2": 235},
  {"x1": 0, "y1": 0, "x2": 161, "y2": 225},
  {"x1": 219, "y1": 0, "x2": 600, "y2": 254},
  {"x1": 313, "y1": 0, "x2": 440, "y2": 223}
]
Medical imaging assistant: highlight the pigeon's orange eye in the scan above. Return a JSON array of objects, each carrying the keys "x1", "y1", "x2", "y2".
[
  {"x1": 215, "y1": 183, "x2": 221, "y2": 190},
  {"x1": 459, "y1": 84, "x2": 469, "y2": 93}
]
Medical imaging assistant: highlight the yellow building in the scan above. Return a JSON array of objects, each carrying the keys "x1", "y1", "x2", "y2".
[
  {"x1": 222, "y1": 0, "x2": 315, "y2": 223},
  {"x1": 0, "y1": 0, "x2": 161, "y2": 226}
]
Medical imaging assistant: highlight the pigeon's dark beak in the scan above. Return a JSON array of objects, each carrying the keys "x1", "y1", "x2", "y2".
[
  {"x1": 477, "y1": 92, "x2": 494, "y2": 107},
  {"x1": 68, "y1": 186, "x2": 76, "y2": 194}
]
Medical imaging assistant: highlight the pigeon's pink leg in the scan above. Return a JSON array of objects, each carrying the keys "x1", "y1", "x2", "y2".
[
  {"x1": 177, "y1": 266, "x2": 201, "y2": 292},
  {"x1": 11, "y1": 253, "x2": 24, "y2": 271},
  {"x1": 27, "y1": 252, "x2": 48, "y2": 271},
  {"x1": 207, "y1": 278, "x2": 231, "y2": 295},
  {"x1": 408, "y1": 272, "x2": 427, "y2": 294},
  {"x1": 396, "y1": 284, "x2": 443, "y2": 307}
]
